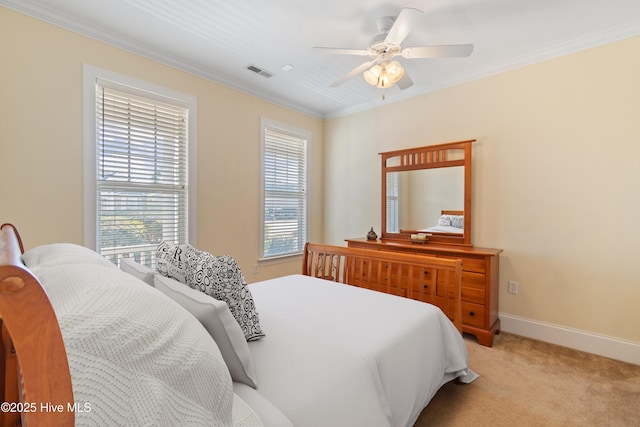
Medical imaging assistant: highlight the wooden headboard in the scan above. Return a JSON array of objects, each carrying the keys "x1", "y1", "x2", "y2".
[
  {"x1": 441, "y1": 210, "x2": 464, "y2": 216},
  {"x1": 0, "y1": 224, "x2": 74, "y2": 426},
  {"x1": 302, "y1": 242, "x2": 462, "y2": 332}
]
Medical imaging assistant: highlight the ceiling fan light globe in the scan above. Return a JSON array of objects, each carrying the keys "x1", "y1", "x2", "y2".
[
  {"x1": 363, "y1": 65, "x2": 382, "y2": 86},
  {"x1": 376, "y1": 70, "x2": 392, "y2": 88},
  {"x1": 386, "y1": 61, "x2": 404, "y2": 83},
  {"x1": 363, "y1": 70, "x2": 377, "y2": 85}
]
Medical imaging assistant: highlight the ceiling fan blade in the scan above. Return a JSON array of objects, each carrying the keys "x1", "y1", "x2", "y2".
[
  {"x1": 396, "y1": 71, "x2": 413, "y2": 90},
  {"x1": 330, "y1": 60, "x2": 376, "y2": 87},
  {"x1": 313, "y1": 47, "x2": 372, "y2": 56},
  {"x1": 402, "y1": 44, "x2": 474, "y2": 59},
  {"x1": 384, "y1": 8, "x2": 424, "y2": 46}
]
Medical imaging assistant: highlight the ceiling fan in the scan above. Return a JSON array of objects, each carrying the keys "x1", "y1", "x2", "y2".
[{"x1": 314, "y1": 8, "x2": 474, "y2": 90}]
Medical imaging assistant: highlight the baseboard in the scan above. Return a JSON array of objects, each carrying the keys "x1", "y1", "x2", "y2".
[{"x1": 499, "y1": 313, "x2": 640, "y2": 366}]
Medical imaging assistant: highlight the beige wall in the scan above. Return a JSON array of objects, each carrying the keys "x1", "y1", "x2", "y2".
[
  {"x1": 0, "y1": 8, "x2": 324, "y2": 281},
  {"x1": 324, "y1": 35, "x2": 640, "y2": 343}
]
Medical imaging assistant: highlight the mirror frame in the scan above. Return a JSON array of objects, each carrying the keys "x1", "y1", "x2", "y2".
[{"x1": 380, "y1": 139, "x2": 475, "y2": 246}]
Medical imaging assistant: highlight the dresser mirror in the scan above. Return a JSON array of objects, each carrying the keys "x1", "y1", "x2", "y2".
[{"x1": 381, "y1": 140, "x2": 474, "y2": 246}]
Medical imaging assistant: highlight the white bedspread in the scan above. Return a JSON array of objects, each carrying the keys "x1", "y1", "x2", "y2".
[
  {"x1": 248, "y1": 274, "x2": 473, "y2": 427},
  {"x1": 419, "y1": 225, "x2": 464, "y2": 234},
  {"x1": 23, "y1": 243, "x2": 262, "y2": 427}
]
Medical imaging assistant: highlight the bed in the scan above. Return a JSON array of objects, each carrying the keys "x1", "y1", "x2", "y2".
[
  {"x1": 0, "y1": 223, "x2": 475, "y2": 427},
  {"x1": 419, "y1": 210, "x2": 465, "y2": 234}
]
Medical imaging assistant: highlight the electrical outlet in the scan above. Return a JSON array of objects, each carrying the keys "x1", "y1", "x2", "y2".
[
  {"x1": 508, "y1": 280, "x2": 519, "y2": 294},
  {"x1": 253, "y1": 263, "x2": 260, "y2": 274}
]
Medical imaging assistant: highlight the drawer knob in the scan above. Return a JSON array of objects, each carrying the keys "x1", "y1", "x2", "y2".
[{"x1": 468, "y1": 311, "x2": 475, "y2": 317}]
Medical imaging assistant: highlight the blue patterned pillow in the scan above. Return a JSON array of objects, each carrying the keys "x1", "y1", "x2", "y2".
[{"x1": 183, "y1": 244, "x2": 264, "y2": 341}]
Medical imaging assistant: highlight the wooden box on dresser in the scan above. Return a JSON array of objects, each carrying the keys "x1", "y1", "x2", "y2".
[{"x1": 346, "y1": 238, "x2": 502, "y2": 346}]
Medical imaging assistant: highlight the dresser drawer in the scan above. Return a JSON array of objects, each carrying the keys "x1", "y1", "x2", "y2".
[
  {"x1": 461, "y1": 286, "x2": 485, "y2": 305},
  {"x1": 462, "y1": 271, "x2": 485, "y2": 287},
  {"x1": 461, "y1": 271, "x2": 485, "y2": 304},
  {"x1": 461, "y1": 302, "x2": 485, "y2": 328},
  {"x1": 435, "y1": 255, "x2": 484, "y2": 273},
  {"x1": 460, "y1": 257, "x2": 486, "y2": 273}
]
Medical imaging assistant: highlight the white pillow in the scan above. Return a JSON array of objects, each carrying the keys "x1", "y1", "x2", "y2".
[
  {"x1": 154, "y1": 274, "x2": 258, "y2": 388},
  {"x1": 21, "y1": 242, "x2": 115, "y2": 268},
  {"x1": 119, "y1": 258, "x2": 155, "y2": 286}
]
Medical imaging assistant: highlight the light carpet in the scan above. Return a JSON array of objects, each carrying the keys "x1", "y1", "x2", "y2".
[{"x1": 415, "y1": 332, "x2": 640, "y2": 426}]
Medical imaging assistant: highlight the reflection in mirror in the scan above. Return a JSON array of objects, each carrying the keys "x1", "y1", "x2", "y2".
[
  {"x1": 386, "y1": 167, "x2": 464, "y2": 233},
  {"x1": 380, "y1": 140, "x2": 474, "y2": 246}
]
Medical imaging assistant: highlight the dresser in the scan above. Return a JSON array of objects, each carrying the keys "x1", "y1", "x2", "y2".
[{"x1": 346, "y1": 238, "x2": 502, "y2": 346}]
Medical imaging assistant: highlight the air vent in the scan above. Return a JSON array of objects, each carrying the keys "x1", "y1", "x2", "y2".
[{"x1": 246, "y1": 64, "x2": 273, "y2": 78}]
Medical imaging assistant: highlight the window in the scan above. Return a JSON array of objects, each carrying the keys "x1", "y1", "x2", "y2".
[
  {"x1": 386, "y1": 172, "x2": 399, "y2": 233},
  {"x1": 261, "y1": 120, "x2": 309, "y2": 259},
  {"x1": 84, "y1": 66, "x2": 196, "y2": 266}
]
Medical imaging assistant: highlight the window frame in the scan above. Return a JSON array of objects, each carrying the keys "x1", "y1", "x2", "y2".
[
  {"x1": 83, "y1": 64, "x2": 197, "y2": 261},
  {"x1": 259, "y1": 118, "x2": 310, "y2": 261}
]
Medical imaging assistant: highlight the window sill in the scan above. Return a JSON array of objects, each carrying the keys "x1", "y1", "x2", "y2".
[{"x1": 258, "y1": 253, "x2": 303, "y2": 265}]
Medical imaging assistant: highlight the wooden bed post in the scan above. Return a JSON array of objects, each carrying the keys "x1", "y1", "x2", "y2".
[{"x1": 0, "y1": 224, "x2": 74, "y2": 427}]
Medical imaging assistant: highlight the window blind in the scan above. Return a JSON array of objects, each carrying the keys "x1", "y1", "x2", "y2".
[
  {"x1": 262, "y1": 127, "x2": 307, "y2": 258},
  {"x1": 96, "y1": 82, "x2": 189, "y2": 266}
]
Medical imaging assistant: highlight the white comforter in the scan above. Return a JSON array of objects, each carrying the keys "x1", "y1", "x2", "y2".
[
  {"x1": 23, "y1": 243, "x2": 262, "y2": 427},
  {"x1": 248, "y1": 274, "x2": 474, "y2": 427},
  {"x1": 419, "y1": 225, "x2": 464, "y2": 234}
]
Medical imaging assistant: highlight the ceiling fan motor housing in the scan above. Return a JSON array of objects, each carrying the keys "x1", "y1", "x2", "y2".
[{"x1": 370, "y1": 35, "x2": 402, "y2": 56}]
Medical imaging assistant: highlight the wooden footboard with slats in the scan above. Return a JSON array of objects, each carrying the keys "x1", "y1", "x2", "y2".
[
  {"x1": 0, "y1": 224, "x2": 74, "y2": 427},
  {"x1": 302, "y1": 242, "x2": 463, "y2": 333}
]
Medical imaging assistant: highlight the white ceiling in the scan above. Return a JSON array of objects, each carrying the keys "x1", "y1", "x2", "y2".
[{"x1": 3, "y1": 0, "x2": 640, "y2": 119}]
